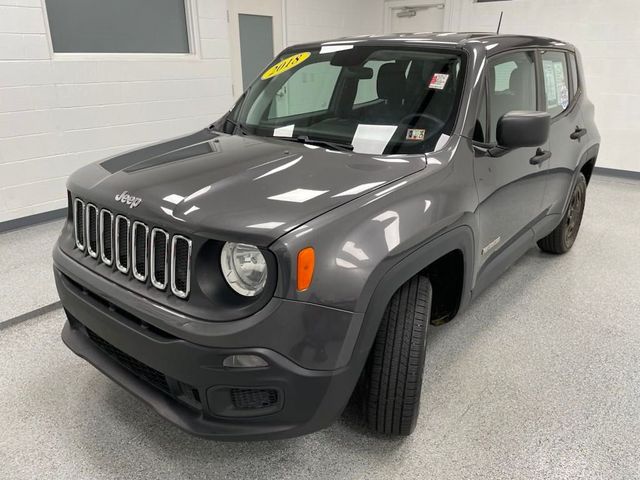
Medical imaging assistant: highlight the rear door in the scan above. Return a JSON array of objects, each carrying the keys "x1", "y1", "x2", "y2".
[
  {"x1": 540, "y1": 50, "x2": 586, "y2": 219},
  {"x1": 474, "y1": 50, "x2": 549, "y2": 266}
]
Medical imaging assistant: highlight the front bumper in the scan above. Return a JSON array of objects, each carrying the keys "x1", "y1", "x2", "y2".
[{"x1": 54, "y1": 244, "x2": 365, "y2": 440}]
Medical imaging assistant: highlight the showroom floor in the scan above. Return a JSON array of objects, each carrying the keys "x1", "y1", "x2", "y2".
[{"x1": 1, "y1": 175, "x2": 639, "y2": 480}]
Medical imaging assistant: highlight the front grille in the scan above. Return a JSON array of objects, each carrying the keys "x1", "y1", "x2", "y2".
[
  {"x1": 86, "y1": 328, "x2": 170, "y2": 395},
  {"x1": 72, "y1": 197, "x2": 192, "y2": 299},
  {"x1": 171, "y1": 235, "x2": 192, "y2": 298},
  {"x1": 230, "y1": 388, "x2": 279, "y2": 410},
  {"x1": 132, "y1": 221, "x2": 148, "y2": 281},
  {"x1": 100, "y1": 210, "x2": 113, "y2": 266},
  {"x1": 150, "y1": 228, "x2": 168, "y2": 290},
  {"x1": 115, "y1": 215, "x2": 130, "y2": 274},
  {"x1": 86, "y1": 204, "x2": 99, "y2": 258},
  {"x1": 74, "y1": 199, "x2": 85, "y2": 251}
]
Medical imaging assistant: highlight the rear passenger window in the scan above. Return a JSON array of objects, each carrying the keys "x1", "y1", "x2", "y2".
[
  {"x1": 542, "y1": 51, "x2": 570, "y2": 117},
  {"x1": 488, "y1": 51, "x2": 537, "y2": 143}
]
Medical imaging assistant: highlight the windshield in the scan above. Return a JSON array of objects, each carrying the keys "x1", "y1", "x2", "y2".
[{"x1": 229, "y1": 45, "x2": 466, "y2": 155}]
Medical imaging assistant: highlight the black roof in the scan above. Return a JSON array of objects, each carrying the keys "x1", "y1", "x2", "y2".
[{"x1": 289, "y1": 32, "x2": 576, "y2": 55}]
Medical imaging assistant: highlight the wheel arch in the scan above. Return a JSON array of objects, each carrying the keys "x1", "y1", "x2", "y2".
[
  {"x1": 558, "y1": 143, "x2": 599, "y2": 217},
  {"x1": 580, "y1": 157, "x2": 597, "y2": 185},
  {"x1": 348, "y1": 225, "x2": 475, "y2": 365},
  {"x1": 578, "y1": 144, "x2": 599, "y2": 185}
]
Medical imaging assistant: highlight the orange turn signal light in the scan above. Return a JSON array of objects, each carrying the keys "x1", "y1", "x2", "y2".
[{"x1": 297, "y1": 247, "x2": 315, "y2": 291}]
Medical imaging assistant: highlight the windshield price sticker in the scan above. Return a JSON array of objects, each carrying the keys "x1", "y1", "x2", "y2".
[
  {"x1": 429, "y1": 73, "x2": 450, "y2": 90},
  {"x1": 406, "y1": 129, "x2": 426, "y2": 141},
  {"x1": 262, "y1": 52, "x2": 311, "y2": 80}
]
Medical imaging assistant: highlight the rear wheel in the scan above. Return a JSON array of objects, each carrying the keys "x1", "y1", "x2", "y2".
[
  {"x1": 538, "y1": 173, "x2": 587, "y2": 254},
  {"x1": 362, "y1": 276, "x2": 432, "y2": 436}
]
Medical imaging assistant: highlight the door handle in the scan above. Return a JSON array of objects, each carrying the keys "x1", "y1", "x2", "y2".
[
  {"x1": 570, "y1": 127, "x2": 587, "y2": 140},
  {"x1": 530, "y1": 148, "x2": 551, "y2": 166}
]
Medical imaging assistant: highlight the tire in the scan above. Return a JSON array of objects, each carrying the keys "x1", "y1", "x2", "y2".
[
  {"x1": 537, "y1": 173, "x2": 587, "y2": 254},
  {"x1": 362, "y1": 275, "x2": 432, "y2": 436}
]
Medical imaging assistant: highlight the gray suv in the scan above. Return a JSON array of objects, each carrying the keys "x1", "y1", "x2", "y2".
[{"x1": 54, "y1": 33, "x2": 600, "y2": 440}]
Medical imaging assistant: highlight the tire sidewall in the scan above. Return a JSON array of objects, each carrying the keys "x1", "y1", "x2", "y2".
[{"x1": 563, "y1": 174, "x2": 587, "y2": 250}]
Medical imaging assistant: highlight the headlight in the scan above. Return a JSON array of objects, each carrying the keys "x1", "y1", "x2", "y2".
[{"x1": 220, "y1": 242, "x2": 268, "y2": 296}]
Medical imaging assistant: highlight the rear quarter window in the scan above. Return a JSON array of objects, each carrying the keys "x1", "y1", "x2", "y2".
[{"x1": 568, "y1": 52, "x2": 580, "y2": 97}]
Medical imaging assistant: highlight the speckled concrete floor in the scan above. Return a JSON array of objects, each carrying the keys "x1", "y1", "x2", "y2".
[
  {"x1": 0, "y1": 176, "x2": 639, "y2": 479},
  {"x1": 0, "y1": 219, "x2": 64, "y2": 323}
]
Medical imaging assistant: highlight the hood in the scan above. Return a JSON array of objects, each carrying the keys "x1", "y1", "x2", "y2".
[{"x1": 70, "y1": 129, "x2": 426, "y2": 245}]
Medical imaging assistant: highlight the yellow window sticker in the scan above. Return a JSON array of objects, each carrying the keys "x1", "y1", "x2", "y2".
[{"x1": 261, "y1": 52, "x2": 311, "y2": 80}]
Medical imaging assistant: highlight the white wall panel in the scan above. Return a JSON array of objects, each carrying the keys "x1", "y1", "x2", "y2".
[
  {"x1": 0, "y1": 5, "x2": 46, "y2": 33},
  {"x1": 2, "y1": 176, "x2": 68, "y2": 212},
  {"x1": 0, "y1": 133, "x2": 65, "y2": 164},
  {"x1": 0, "y1": 60, "x2": 52, "y2": 87},
  {"x1": 286, "y1": 0, "x2": 384, "y2": 45},
  {"x1": 0, "y1": 1, "x2": 233, "y2": 222},
  {"x1": 0, "y1": 0, "x2": 385, "y2": 223},
  {"x1": 0, "y1": 85, "x2": 56, "y2": 111},
  {"x1": 448, "y1": 0, "x2": 640, "y2": 173},
  {"x1": 0, "y1": 0, "x2": 42, "y2": 6}
]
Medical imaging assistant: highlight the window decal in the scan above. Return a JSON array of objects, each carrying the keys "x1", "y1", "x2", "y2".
[
  {"x1": 429, "y1": 73, "x2": 450, "y2": 90},
  {"x1": 262, "y1": 52, "x2": 311, "y2": 80},
  {"x1": 406, "y1": 129, "x2": 426, "y2": 141}
]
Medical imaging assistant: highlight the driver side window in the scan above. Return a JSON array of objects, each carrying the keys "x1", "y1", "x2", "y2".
[{"x1": 488, "y1": 51, "x2": 537, "y2": 143}]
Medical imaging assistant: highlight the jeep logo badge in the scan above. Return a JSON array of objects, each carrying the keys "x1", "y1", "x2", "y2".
[{"x1": 115, "y1": 190, "x2": 142, "y2": 209}]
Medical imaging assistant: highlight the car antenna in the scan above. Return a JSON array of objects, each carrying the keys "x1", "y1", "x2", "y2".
[{"x1": 496, "y1": 11, "x2": 504, "y2": 34}]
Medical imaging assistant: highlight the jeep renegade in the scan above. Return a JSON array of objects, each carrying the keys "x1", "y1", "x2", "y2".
[{"x1": 55, "y1": 33, "x2": 600, "y2": 440}]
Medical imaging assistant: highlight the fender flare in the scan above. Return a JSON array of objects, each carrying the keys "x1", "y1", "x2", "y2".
[
  {"x1": 578, "y1": 143, "x2": 599, "y2": 174},
  {"x1": 347, "y1": 225, "x2": 475, "y2": 368},
  {"x1": 561, "y1": 143, "x2": 599, "y2": 215}
]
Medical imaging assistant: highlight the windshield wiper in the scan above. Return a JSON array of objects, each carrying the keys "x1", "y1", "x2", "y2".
[{"x1": 277, "y1": 135, "x2": 354, "y2": 152}]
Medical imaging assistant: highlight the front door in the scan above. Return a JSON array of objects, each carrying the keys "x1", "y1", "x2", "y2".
[
  {"x1": 228, "y1": 0, "x2": 283, "y2": 98},
  {"x1": 474, "y1": 50, "x2": 549, "y2": 268}
]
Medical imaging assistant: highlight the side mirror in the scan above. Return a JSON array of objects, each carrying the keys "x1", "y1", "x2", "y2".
[{"x1": 497, "y1": 111, "x2": 550, "y2": 149}]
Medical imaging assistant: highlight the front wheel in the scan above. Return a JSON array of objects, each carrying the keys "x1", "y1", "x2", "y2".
[
  {"x1": 362, "y1": 276, "x2": 432, "y2": 436},
  {"x1": 538, "y1": 173, "x2": 587, "y2": 254}
]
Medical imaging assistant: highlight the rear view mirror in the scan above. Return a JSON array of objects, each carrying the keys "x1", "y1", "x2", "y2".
[
  {"x1": 345, "y1": 66, "x2": 373, "y2": 79},
  {"x1": 497, "y1": 111, "x2": 550, "y2": 149}
]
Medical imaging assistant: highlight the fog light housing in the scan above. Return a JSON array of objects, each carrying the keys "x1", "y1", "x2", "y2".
[{"x1": 223, "y1": 354, "x2": 268, "y2": 368}]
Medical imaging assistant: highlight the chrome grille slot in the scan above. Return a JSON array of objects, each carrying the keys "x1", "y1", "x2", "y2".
[
  {"x1": 150, "y1": 228, "x2": 169, "y2": 290},
  {"x1": 100, "y1": 210, "x2": 114, "y2": 266},
  {"x1": 171, "y1": 235, "x2": 192, "y2": 298},
  {"x1": 132, "y1": 221, "x2": 149, "y2": 282},
  {"x1": 115, "y1": 215, "x2": 131, "y2": 274},
  {"x1": 85, "y1": 204, "x2": 99, "y2": 258},
  {"x1": 74, "y1": 199, "x2": 85, "y2": 251}
]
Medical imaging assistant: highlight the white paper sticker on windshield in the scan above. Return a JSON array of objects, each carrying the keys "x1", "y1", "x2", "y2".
[
  {"x1": 273, "y1": 124, "x2": 295, "y2": 137},
  {"x1": 429, "y1": 73, "x2": 450, "y2": 90},
  {"x1": 352, "y1": 124, "x2": 397, "y2": 154},
  {"x1": 434, "y1": 133, "x2": 450, "y2": 152}
]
